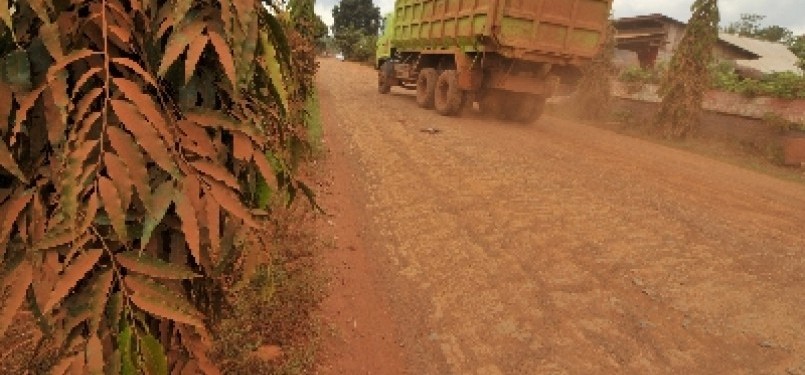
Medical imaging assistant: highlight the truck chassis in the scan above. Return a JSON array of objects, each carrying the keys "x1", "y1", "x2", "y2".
[{"x1": 378, "y1": 49, "x2": 577, "y2": 123}]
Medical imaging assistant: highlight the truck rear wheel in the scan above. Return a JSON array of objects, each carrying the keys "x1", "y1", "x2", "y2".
[
  {"x1": 513, "y1": 94, "x2": 547, "y2": 124},
  {"x1": 479, "y1": 91, "x2": 508, "y2": 120},
  {"x1": 416, "y1": 68, "x2": 438, "y2": 109},
  {"x1": 434, "y1": 70, "x2": 464, "y2": 116}
]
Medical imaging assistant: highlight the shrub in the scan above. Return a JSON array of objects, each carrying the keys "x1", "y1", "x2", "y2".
[
  {"x1": 710, "y1": 62, "x2": 805, "y2": 99},
  {"x1": 618, "y1": 66, "x2": 653, "y2": 84},
  {"x1": 0, "y1": 0, "x2": 316, "y2": 373}
]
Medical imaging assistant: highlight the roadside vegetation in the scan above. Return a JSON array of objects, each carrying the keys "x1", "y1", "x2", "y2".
[
  {"x1": 331, "y1": 0, "x2": 381, "y2": 63},
  {"x1": 723, "y1": 13, "x2": 805, "y2": 70},
  {"x1": 618, "y1": 63, "x2": 805, "y2": 100},
  {"x1": 616, "y1": 10, "x2": 805, "y2": 102},
  {"x1": 655, "y1": 0, "x2": 720, "y2": 138},
  {"x1": 0, "y1": 0, "x2": 324, "y2": 373},
  {"x1": 563, "y1": 2, "x2": 804, "y2": 180}
]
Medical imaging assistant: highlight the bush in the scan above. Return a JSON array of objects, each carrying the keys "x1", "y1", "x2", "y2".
[
  {"x1": 618, "y1": 64, "x2": 666, "y2": 85},
  {"x1": 0, "y1": 0, "x2": 317, "y2": 373},
  {"x1": 710, "y1": 62, "x2": 805, "y2": 99}
]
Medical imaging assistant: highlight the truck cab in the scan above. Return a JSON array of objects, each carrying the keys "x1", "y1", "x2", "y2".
[{"x1": 375, "y1": 13, "x2": 395, "y2": 69}]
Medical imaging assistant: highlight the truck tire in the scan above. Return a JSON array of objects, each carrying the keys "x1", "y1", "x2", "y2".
[
  {"x1": 378, "y1": 61, "x2": 393, "y2": 94},
  {"x1": 479, "y1": 91, "x2": 509, "y2": 120},
  {"x1": 513, "y1": 94, "x2": 547, "y2": 124},
  {"x1": 416, "y1": 68, "x2": 438, "y2": 109},
  {"x1": 434, "y1": 70, "x2": 464, "y2": 116}
]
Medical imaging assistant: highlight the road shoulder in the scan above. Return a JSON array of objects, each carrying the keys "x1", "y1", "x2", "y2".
[{"x1": 314, "y1": 81, "x2": 408, "y2": 375}]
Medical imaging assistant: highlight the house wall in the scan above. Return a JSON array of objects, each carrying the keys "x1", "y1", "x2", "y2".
[
  {"x1": 616, "y1": 22, "x2": 757, "y2": 69},
  {"x1": 656, "y1": 23, "x2": 685, "y2": 63}
]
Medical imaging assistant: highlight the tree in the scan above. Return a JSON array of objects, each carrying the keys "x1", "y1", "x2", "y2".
[
  {"x1": 333, "y1": 27, "x2": 378, "y2": 61},
  {"x1": 290, "y1": 0, "x2": 329, "y2": 40},
  {"x1": 656, "y1": 0, "x2": 720, "y2": 138},
  {"x1": 723, "y1": 13, "x2": 765, "y2": 36},
  {"x1": 723, "y1": 13, "x2": 793, "y2": 43},
  {"x1": 314, "y1": 15, "x2": 329, "y2": 39},
  {"x1": 332, "y1": 0, "x2": 381, "y2": 35}
]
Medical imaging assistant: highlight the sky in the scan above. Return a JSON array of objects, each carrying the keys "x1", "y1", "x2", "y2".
[{"x1": 314, "y1": 0, "x2": 805, "y2": 35}]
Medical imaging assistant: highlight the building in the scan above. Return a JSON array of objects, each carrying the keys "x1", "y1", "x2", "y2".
[{"x1": 613, "y1": 13, "x2": 802, "y2": 75}]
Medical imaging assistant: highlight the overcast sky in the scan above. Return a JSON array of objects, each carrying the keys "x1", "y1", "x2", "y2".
[{"x1": 314, "y1": 0, "x2": 805, "y2": 35}]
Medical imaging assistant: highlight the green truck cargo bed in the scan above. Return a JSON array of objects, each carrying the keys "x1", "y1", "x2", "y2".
[{"x1": 390, "y1": 0, "x2": 612, "y2": 61}]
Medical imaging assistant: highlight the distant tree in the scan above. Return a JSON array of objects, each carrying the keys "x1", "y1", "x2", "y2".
[
  {"x1": 313, "y1": 15, "x2": 329, "y2": 39},
  {"x1": 332, "y1": 0, "x2": 381, "y2": 35},
  {"x1": 656, "y1": 0, "x2": 720, "y2": 138},
  {"x1": 334, "y1": 27, "x2": 364, "y2": 57},
  {"x1": 722, "y1": 13, "x2": 765, "y2": 36},
  {"x1": 289, "y1": 0, "x2": 328, "y2": 40},
  {"x1": 722, "y1": 13, "x2": 794, "y2": 44},
  {"x1": 756, "y1": 25, "x2": 795, "y2": 44},
  {"x1": 722, "y1": 13, "x2": 804, "y2": 71}
]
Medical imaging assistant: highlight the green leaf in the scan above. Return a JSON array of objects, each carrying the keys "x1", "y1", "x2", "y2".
[
  {"x1": 259, "y1": 32, "x2": 288, "y2": 113},
  {"x1": 264, "y1": 12, "x2": 291, "y2": 65},
  {"x1": 1, "y1": 50, "x2": 31, "y2": 91},
  {"x1": 119, "y1": 321, "x2": 137, "y2": 375},
  {"x1": 140, "y1": 332, "x2": 168, "y2": 375}
]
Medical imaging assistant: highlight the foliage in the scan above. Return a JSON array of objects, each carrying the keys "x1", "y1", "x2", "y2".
[
  {"x1": 655, "y1": 0, "x2": 720, "y2": 138},
  {"x1": 334, "y1": 27, "x2": 377, "y2": 62},
  {"x1": 789, "y1": 35, "x2": 805, "y2": 71},
  {"x1": 618, "y1": 63, "x2": 666, "y2": 86},
  {"x1": 619, "y1": 61, "x2": 805, "y2": 100},
  {"x1": 710, "y1": 62, "x2": 805, "y2": 99},
  {"x1": 305, "y1": 88, "x2": 323, "y2": 154},
  {"x1": 332, "y1": 0, "x2": 381, "y2": 36},
  {"x1": 331, "y1": 0, "x2": 380, "y2": 61},
  {"x1": 0, "y1": 0, "x2": 317, "y2": 372},
  {"x1": 211, "y1": 206, "x2": 323, "y2": 374},
  {"x1": 618, "y1": 66, "x2": 653, "y2": 84},
  {"x1": 289, "y1": 0, "x2": 328, "y2": 41},
  {"x1": 574, "y1": 20, "x2": 616, "y2": 120},
  {"x1": 722, "y1": 13, "x2": 794, "y2": 43}
]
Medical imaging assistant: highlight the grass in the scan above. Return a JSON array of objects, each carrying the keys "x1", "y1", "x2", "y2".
[
  {"x1": 306, "y1": 89, "x2": 324, "y2": 156},
  {"x1": 212, "y1": 205, "x2": 326, "y2": 375}
]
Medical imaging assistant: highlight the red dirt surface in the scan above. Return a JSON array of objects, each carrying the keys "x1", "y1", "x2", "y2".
[{"x1": 314, "y1": 58, "x2": 805, "y2": 375}]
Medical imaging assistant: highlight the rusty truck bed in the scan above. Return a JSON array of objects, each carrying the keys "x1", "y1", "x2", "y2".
[{"x1": 391, "y1": 0, "x2": 611, "y2": 62}]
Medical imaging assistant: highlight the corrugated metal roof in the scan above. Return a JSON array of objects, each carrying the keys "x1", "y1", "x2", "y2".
[{"x1": 718, "y1": 33, "x2": 802, "y2": 74}]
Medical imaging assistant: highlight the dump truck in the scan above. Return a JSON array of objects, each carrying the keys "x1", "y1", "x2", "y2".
[{"x1": 376, "y1": 0, "x2": 613, "y2": 123}]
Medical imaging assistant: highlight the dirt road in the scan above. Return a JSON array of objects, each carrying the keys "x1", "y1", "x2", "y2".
[{"x1": 315, "y1": 58, "x2": 805, "y2": 375}]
